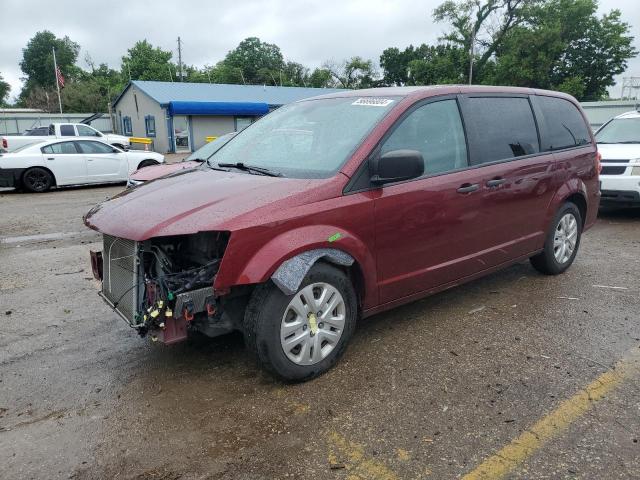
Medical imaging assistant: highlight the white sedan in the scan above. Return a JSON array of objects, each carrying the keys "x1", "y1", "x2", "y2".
[{"x1": 0, "y1": 138, "x2": 164, "y2": 192}]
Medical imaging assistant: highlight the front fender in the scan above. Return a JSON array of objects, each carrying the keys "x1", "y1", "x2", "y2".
[{"x1": 215, "y1": 224, "x2": 378, "y2": 307}]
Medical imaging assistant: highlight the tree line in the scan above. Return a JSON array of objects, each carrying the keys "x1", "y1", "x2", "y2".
[{"x1": 0, "y1": 0, "x2": 635, "y2": 112}]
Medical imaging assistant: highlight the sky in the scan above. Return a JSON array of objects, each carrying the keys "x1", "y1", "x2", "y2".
[{"x1": 1, "y1": 0, "x2": 639, "y2": 101}]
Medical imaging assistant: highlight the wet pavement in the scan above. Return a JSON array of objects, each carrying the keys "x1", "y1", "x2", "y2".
[{"x1": 1, "y1": 184, "x2": 639, "y2": 480}]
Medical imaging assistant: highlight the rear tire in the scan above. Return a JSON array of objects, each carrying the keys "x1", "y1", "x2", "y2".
[
  {"x1": 243, "y1": 263, "x2": 357, "y2": 382},
  {"x1": 530, "y1": 202, "x2": 582, "y2": 275},
  {"x1": 137, "y1": 159, "x2": 159, "y2": 170},
  {"x1": 22, "y1": 167, "x2": 53, "y2": 193}
]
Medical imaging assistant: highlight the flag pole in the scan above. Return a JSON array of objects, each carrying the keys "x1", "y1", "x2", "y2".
[{"x1": 52, "y1": 47, "x2": 63, "y2": 114}]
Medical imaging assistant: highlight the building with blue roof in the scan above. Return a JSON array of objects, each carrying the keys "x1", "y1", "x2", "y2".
[{"x1": 112, "y1": 80, "x2": 344, "y2": 153}]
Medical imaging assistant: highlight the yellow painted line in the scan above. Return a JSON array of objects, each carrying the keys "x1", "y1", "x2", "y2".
[
  {"x1": 463, "y1": 348, "x2": 640, "y2": 480},
  {"x1": 328, "y1": 431, "x2": 398, "y2": 480}
]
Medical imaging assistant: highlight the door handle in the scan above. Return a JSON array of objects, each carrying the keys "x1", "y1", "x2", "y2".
[
  {"x1": 486, "y1": 178, "x2": 506, "y2": 188},
  {"x1": 47, "y1": 157, "x2": 54, "y2": 160},
  {"x1": 457, "y1": 183, "x2": 479, "y2": 193},
  {"x1": 87, "y1": 158, "x2": 94, "y2": 161}
]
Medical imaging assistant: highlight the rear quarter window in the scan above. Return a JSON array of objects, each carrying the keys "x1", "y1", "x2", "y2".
[
  {"x1": 535, "y1": 96, "x2": 591, "y2": 151},
  {"x1": 460, "y1": 96, "x2": 540, "y2": 165}
]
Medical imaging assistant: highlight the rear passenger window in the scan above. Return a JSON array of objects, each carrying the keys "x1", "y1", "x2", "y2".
[
  {"x1": 41, "y1": 142, "x2": 79, "y2": 154},
  {"x1": 59, "y1": 125, "x2": 76, "y2": 136},
  {"x1": 380, "y1": 99, "x2": 468, "y2": 175},
  {"x1": 462, "y1": 97, "x2": 539, "y2": 165},
  {"x1": 536, "y1": 96, "x2": 591, "y2": 151}
]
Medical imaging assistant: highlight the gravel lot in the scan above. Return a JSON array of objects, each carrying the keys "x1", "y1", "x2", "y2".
[{"x1": 1, "y1": 183, "x2": 639, "y2": 480}]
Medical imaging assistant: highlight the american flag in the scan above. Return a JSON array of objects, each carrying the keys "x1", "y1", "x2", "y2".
[{"x1": 55, "y1": 66, "x2": 65, "y2": 88}]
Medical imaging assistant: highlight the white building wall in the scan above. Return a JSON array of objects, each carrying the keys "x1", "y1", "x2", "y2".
[
  {"x1": 114, "y1": 86, "x2": 169, "y2": 153},
  {"x1": 190, "y1": 117, "x2": 236, "y2": 150}
]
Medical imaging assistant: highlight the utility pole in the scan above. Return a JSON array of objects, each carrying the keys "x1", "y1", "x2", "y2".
[
  {"x1": 177, "y1": 37, "x2": 184, "y2": 82},
  {"x1": 468, "y1": 24, "x2": 475, "y2": 85}
]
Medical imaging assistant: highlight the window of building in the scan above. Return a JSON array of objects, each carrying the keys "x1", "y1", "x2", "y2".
[
  {"x1": 462, "y1": 97, "x2": 540, "y2": 165},
  {"x1": 536, "y1": 96, "x2": 591, "y2": 151},
  {"x1": 380, "y1": 99, "x2": 468, "y2": 176},
  {"x1": 123, "y1": 116, "x2": 133, "y2": 136},
  {"x1": 144, "y1": 115, "x2": 156, "y2": 137},
  {"x1": 59, "y1": 124, "x2": 76, "y2": 136}
]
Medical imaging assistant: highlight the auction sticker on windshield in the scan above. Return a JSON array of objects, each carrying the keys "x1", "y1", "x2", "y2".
[{"x1": 352, "y1": 98, "x2": 394, "y2": 107}]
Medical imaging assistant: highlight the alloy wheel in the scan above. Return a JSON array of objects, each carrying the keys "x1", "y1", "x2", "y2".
[{"x1": 553, "y1": 213, "x2": 578, "y2": 264}]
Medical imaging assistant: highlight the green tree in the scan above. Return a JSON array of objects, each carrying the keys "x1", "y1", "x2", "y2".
[
  {"x1": 323, "y1": 57, "x2": 378, "y2": 89},
  {"x1": 218, "y1": 37, "x2": 285, "y2": 84},
  {"x1": 121, "y1": 40, "x2": 173, "y2": 81},
  {"x1": 433, "y1": 0, "x2": 538, "y2": 82},
  {"x1": 19, "y1": 31, "x2": 80, "y2": 89},
  {"x1": 61, "y1": 63, "x2": 124, "y2": 112},
  {"x1": 491, "y1": 0, "x2": 637, "y2": 100},
  {"x1": 308, "y1": 68, "x2": 332, "y2": 88},
  {"x1": 380, "y1": 44, "x2": 467, "y2": 86},
  {"x1": 0, "y1": 73, "x2": 10, "y2": 106},
  {"x1": 408, "y1": 44, "x2": 468, "y2": 85}
]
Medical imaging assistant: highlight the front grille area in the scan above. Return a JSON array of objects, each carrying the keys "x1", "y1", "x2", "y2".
[
  {"x1": 102, "y1": 234, "x2": 140, "y2": 324},
  {"x1": 601, "y1": 166, "x2": 627, "y2": 175}
]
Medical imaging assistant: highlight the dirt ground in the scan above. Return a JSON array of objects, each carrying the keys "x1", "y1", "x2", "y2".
[{"x1": 1, "y1": 183, "x2": 639, "y2": 480}]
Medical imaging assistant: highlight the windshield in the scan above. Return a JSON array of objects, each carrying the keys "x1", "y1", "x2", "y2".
[
  {"x1": 186, "y1": 132, "x2": 235, "y2": 161},
  {"x1": 209, "y1": 96, "x2": 399, "y2": 178},
  {"x1": 595, "y1": 117, "x2": 640, "y2": 143}
]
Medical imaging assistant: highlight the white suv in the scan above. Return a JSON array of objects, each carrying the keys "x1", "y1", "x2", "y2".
[{"x1": 595, "y1": 109, "x2": 640, "y2": 208}]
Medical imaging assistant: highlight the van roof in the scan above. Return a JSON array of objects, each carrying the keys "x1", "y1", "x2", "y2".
[{"x1": 305, "y1": 85, "x2": 578, "y2": 103}]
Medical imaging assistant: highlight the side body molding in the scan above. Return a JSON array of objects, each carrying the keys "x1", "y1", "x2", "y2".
[{"x1": 270, "y1": 248, "x2": 354, "y2": 295}]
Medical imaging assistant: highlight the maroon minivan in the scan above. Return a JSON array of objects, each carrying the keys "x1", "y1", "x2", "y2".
[{"x1": 85, "y1": 86, "x2": 600, "y2": 381}]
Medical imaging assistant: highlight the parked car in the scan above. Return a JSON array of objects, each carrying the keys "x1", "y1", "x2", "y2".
[
  {"x1": 127, "y1": 132, "x2": 236, "y2": 187},
  {"x1": 0, "y1": 138, "x2": 164, "y2": 192},
  {"x1": 594, "y1": 109, "x2": 640, "y2": 208},
  {"x1": 1, "y1": 123, "x2": 131, "y2": 152},
  {"x1": 85, "y1": 86, "x2": 599, "y2": 381}
]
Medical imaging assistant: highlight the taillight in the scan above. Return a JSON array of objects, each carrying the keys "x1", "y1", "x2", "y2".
[
  {"x1": 1, "y1": 138, "x2": 7, "y2": 149},
  {"x1": 595, "y1": 151, "x2": 602, "y2": 174}
]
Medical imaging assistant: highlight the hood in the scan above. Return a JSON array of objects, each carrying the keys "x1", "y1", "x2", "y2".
[
  {"x1": 597, "y1": 143, "x2": 640, "y2": 160},
  {"x1": 130, "y1": 161, "x2": 200, "y2": 181},
  {"x1": 84, "y1": 168, "x2": 336, "y2": 240}
]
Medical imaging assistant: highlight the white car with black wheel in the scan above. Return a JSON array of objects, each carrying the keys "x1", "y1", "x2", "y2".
[
  {"x1": 0, "y1": 138, "x2": 164, "y2": 192},
  {"x1": 595, "y1": 109, "x2": 640, "y2": 208}
]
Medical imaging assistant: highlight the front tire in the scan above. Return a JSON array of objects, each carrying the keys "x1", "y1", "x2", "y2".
[
  {"x1": 530, "y1": 202, "x2": 582, "y2": 275},
  {"x1": 137, "y1": 159, "x2": 159, "y2": 170},
  {"x1": 244, "y1": 263, "x2": 357, "y2": 382},
  {"x1": 22, "y1": 167, "x2": 54, "y2": 193}
]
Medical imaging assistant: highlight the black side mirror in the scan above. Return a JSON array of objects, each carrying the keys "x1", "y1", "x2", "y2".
[{"x1": 370, "y1": 149, "x2": 424, "y2": 185}]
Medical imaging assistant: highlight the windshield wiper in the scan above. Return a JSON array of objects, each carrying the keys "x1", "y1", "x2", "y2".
[
  {"x1": 217, "y1": 162, "x2": 283, "y2": 177},
  {"x1": 616, "y1": 141, "x2": 640, "y2": 144}
]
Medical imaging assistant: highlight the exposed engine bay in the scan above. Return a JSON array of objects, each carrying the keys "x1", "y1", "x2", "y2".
[{"x1": 95, "y1": 231, "x2": 242, "y2": 344}]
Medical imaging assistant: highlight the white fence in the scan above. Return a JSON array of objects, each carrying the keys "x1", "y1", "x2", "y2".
[{"x1": 0, "y1": 111, "x2": 113, "y2": 135}]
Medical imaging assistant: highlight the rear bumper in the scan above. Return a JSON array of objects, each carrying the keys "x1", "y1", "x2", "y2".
[{"x1": 0, "y1": 168, "x2": 24, "y2": 188}]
